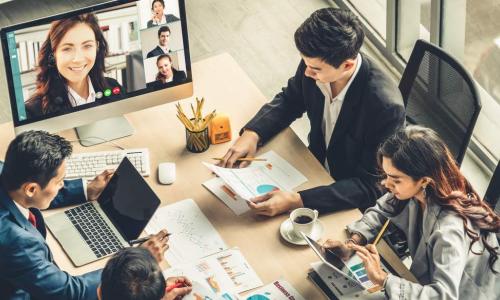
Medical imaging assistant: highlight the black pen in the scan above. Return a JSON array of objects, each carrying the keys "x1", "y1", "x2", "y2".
[{"x1": 129, "y1": 232, "x2": 172, "y2": 245}]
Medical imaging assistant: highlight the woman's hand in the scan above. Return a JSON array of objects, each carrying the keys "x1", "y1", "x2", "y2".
[
  {"x1": 321, "y1": 239, "x2": 354, "y2": 261},
  {"x1": 349, "y1": 244, "x2": 388, "y2": 286},
  {"x1": 152, "y1": 12, "x2": 160, "y2": 23}
]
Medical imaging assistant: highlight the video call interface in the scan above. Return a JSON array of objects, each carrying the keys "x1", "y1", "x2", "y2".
[{"x1": 3, "y1": 0, "x2": 188, "y2": 122}]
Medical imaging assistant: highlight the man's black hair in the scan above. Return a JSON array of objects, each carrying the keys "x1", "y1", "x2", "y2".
[
  {"x1": 294, "y1": 8, "x2": 365, "y2": 68},
  {"x1": 157, "y1": 25, "x2": 171, "y2": 38},
  {"x1": 0, "y1": 130, "x2": 72, "y2": 191},
  {"x1": 100, "y1": 247, "x2": 166, "y2": 300}
]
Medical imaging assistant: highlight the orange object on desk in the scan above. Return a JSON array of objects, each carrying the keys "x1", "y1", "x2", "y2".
[{"x1": 209, "y1": 114, "x2": 232, "y2": 144}]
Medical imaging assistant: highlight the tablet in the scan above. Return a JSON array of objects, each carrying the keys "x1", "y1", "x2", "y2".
[{"x1": 301, "y1": 233, "x2": 364, "y2": 289}]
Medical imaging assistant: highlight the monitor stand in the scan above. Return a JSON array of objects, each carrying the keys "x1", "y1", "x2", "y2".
[{"x1": 75, "y1": 116, "x2": 135, "y2": 147}]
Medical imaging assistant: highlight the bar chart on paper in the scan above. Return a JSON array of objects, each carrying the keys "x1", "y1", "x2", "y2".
[
  {"x1": 193, "y1": 248, "x2": 263, "y2": 294},
  {"x1": 163, "y1": 248, "x2": 263, "y2": 299}
]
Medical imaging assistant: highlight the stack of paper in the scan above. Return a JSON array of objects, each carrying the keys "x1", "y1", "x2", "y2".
[
  {"x1": 203, "y1": 151, "x2": 307, "y2": 215},
  {"x1": 163, "y1": 248, "x2": 263, "y2": 299}
]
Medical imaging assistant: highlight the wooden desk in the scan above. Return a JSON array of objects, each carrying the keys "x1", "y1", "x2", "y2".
[{"x1": 0, "y1": 53, "x2": 362, "y2": 298}]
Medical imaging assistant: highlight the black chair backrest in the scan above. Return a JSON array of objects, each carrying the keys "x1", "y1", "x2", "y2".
[
  {"x1": 484, "y1": 161, "x2": 500, "y2": 243},
  {"x1": 399, "y1": 39, "x2": 481, "y2": 166},
  {"x1": 484, "y1": 161, "x2": 500, "y2": 209}
]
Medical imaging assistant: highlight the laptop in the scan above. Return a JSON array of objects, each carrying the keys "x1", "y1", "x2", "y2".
[{"x1": 46, "y1": 157, "x2": 161, "y2": 266}]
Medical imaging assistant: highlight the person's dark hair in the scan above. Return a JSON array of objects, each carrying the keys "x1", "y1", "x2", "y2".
[
  {"x1": 294, "y1": 8, "x2": 364, "y2": 68},
  {"x1": 151, "y1": 0, "x2": 165, "y2": 10},
  {"x1": 100, "y1": 247, "x2": 166, "y2": 300},
  {"x1": 378, "y1": 125, "x2": 500, "y2": 273},
  {"x1": 25, "y1": 13, "x2": 109, "y2": 115},
  {"x1": 0, "y1": 130, "x2": 72, "y2": 191},
  {"x1": 155, "y1": 54, "x2": 178, "y2": 82},
  {"x1": 157, "y1": 25, "x2": 170, "y2": 38}
]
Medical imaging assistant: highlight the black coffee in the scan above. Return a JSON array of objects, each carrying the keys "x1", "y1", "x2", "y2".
[{"x1": 294, "y1": 215, "x2": 313, "y2": 224}]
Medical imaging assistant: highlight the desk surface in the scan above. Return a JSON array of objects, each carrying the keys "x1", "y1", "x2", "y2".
[{"x1": 0, "y1": 53, "x2": 363, "y2": 299}]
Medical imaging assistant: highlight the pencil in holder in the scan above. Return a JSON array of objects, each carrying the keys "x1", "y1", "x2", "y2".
[{"x1": 185, "y1": 120, "x2": 210, "y2": 153}]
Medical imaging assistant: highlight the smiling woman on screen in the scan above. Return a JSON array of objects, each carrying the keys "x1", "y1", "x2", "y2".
[
  {"x1": 25, "y1": 13, "x2": 122, "y2": 118},
  {"x1": 147, "y1": 54, "x2": 186, "y2": 90}
]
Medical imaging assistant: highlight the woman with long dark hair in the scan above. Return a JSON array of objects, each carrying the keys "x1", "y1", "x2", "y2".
[
  {"x1": 25, "y1": 13, "x2": 122, "y2": 118},
  {"x1": 323, "y1": 125, "x2": 499, "y2": 299},
  {"x1": 146, "y1": 54, "x2": 186, "y2": 89}
]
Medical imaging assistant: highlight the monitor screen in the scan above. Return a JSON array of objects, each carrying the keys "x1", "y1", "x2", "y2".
[
  {"x1": 98, "y1": 157, "x2": 161, "y2": 241},
  {"x1": 1, "y1": 0, "x2": 191, "y2": 130}
]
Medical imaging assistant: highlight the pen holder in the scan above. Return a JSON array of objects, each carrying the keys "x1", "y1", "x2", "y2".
[{"x1": 185, "y1": 122, "x2": 210, "y2": 153}]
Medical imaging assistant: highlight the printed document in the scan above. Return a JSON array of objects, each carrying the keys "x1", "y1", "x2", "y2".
[
  {"x1": 145, "y1": 199, "x2": 227, "y2": 266},
  {"x1": 203, "y1": 151, "x2": 307, "y2": 214},
  {"x1": 243, "y1": 279, "x2": 305, "y2": 300},
  {"x1": 163, "y1": 248, "x2": 263, "y2": 298}
]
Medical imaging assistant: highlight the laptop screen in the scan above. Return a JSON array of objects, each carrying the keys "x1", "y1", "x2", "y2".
[{"x1": 97, "y1": 157, "x2": 160, "y2": 241}]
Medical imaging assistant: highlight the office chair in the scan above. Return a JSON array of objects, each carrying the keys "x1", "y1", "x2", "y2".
[
  {"x1": 484, "y1": 161, "x2": 500, "y2": 242},
  {"x1": 399, "y1": 39, "x2": 481, "y2": 166},
  {"x1": 384, "y1": 40, "x2": 482, "y2": 259},
  {"x1": 124, "y1": 50, "x2": 146, "y2": 93},
  {"x1": 485, "y1": 160, "x2": 500, "y2": 210}
]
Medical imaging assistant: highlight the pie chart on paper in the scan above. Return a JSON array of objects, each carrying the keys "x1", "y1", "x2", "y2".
[
  {"x1": 256, "y1": 184, "x2": 280, "y2": 194},
  {"x1": 246, "y1": 294, "x2": 270, "y2": 300}
]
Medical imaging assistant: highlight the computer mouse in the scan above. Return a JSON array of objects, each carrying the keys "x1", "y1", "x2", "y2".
[{"x1": 158, "y1": 162, "x2": 175, "y2": 185}]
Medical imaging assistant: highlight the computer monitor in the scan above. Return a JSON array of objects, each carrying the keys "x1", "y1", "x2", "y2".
[{"x1": 0, "y1": 0, "x2": 192, "y2": 146}]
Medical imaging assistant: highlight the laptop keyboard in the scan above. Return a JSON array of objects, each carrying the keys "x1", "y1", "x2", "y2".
[{"x1": 65, "y1": 203, "x2": 124, "y2": 258}]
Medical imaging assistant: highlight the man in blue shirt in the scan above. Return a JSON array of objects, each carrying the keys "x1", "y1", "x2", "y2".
[{"x1": 0, "y1": 131, "x2": 169, "y2": 299}]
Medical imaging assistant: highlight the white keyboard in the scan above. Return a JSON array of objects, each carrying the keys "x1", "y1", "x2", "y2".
[{"x1": 65, "y1": 148, "x2": 150, "y2": 180}]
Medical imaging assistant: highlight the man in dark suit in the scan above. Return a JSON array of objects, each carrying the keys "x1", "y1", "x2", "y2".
[
  {"x1": 0, "y1": 131, "x2": 169, "y2": 299},
  {"x1": 147, "y1": 26, "x2": 172, "y2": 58},
  {"x1": 220, "y1": 8, "x2": 405, "y2": 216}
]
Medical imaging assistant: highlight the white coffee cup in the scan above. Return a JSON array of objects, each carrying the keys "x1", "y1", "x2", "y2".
[{"x1": 290, "y1": 207, "x2": 319, "y2": 237}]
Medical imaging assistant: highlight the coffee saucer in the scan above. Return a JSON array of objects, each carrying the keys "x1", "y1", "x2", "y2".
[{"x1": 280, "y1": 218, "x2": 324, "y2": 246}]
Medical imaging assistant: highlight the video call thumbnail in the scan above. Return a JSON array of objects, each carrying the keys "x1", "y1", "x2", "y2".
[{"x1": 4, "y1": 0, "x2": 189, "y2": 122}]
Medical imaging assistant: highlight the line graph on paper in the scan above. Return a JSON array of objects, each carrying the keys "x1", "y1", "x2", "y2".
[{"x1": 145, "y1": 199, "x2": 227, "y2": 266}]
